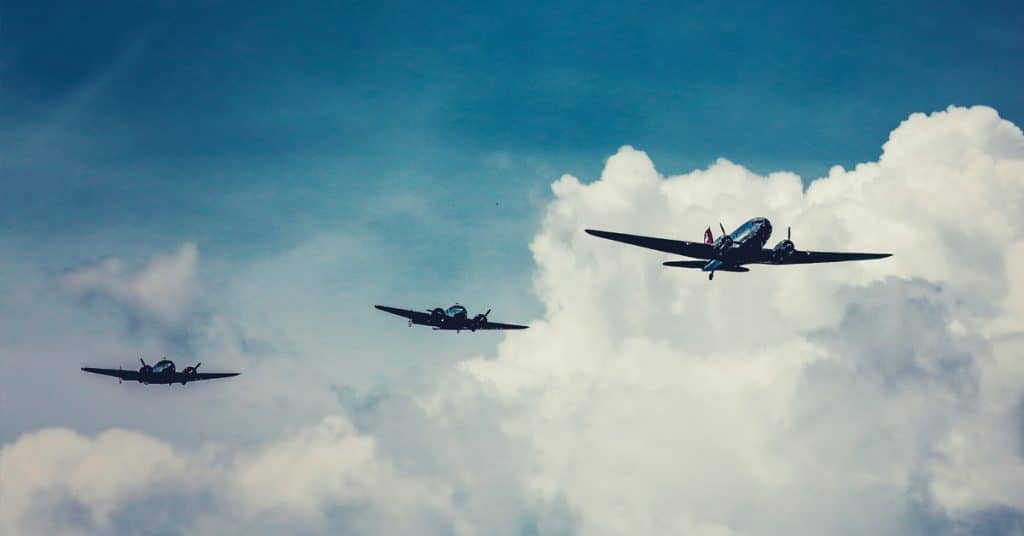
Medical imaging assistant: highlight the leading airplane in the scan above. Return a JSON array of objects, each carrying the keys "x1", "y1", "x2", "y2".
[
  {"x1": 375, "y1": 303, "x2": 528, "y2": 332},
  {"x1": 82, "y1": 358, "x2": 240, "y2": 385},
  {"x1": 586, "y1": 217, "x2": 891, "y2": 280}
]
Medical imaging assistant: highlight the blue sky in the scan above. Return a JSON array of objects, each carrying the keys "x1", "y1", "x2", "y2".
[
  {"x1": 3, "y1": 0, "x2": 1022, "y2": 266},
  {"x1": 3, "y1": 0, "x2": 1022, "y2": 399},
  {"x1": 2, "y1": 0, "x2": 1022, "y2": 426}
]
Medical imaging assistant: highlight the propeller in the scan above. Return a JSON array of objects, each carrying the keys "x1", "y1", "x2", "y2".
[
  {"x1": 714, "y1": 222, "x2": 733, "y2": 255},
  {"x1": 788, "y1": 226, "x2": 791, "y2": 240},
  {"x1": 140, "y1": 358, "x2": 147, "y2": 367},
  {"x1": 471, "y1": 309, "x2": 492, "y2": 331}
]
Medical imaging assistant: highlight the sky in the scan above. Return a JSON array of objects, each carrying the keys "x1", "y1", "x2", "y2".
[{"x1": 2, "y1": 1, "x2": 1024, "y2": 534}]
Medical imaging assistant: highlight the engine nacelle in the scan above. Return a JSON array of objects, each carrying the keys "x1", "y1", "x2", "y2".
[
  {"x1": 714, "y1": 235, "x2": 733, "y2": 255},
  {"x1": 771, "y1": 239, "x2": 795, "y2": 262}
]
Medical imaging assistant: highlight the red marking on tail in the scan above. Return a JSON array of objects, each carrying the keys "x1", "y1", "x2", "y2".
[{"x1": 704, "y1": 227, "x2": 714, "y2": 245}]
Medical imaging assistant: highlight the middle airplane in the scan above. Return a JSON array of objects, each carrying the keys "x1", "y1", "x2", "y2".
[
  {"x1": 587, "y1": 217, "x2": 891, "y2": 280},
  {"x1": 375, "y1": 303, "x2": 528, "y2": 332}
]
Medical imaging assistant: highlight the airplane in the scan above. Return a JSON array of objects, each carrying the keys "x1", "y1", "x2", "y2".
[
  {"x1": 82, "y1": 358, "x2": 240, "y2": 385},
  {"x1": 374, "y1": 303, "x2": 528, "y2": 332},
  {"x1": 586, "y1": 217, "x2": 891, "y2": 280}
]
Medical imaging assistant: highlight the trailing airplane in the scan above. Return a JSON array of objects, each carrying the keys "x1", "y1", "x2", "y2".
[
  {"x1": 375, "y1": 303, "x2": 528, "y2": 332},
  {"x1": 586, "y1": 217, "x2": 891, "y2": 280},
  {"x1": 82, "y1": 358, "x2": 240, "y2": 385}
]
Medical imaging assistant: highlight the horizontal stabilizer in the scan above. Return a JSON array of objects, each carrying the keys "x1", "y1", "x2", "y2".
[{"x1": 663, "y1": 261, "x2": 749, "y2": 272}]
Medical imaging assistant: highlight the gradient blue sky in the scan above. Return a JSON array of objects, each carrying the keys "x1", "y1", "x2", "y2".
[
  {"x1": 4, "y1": 0, "x2": 1022, "y2": 266},
  {"x1": 4, "y1": 1, "x2": 1022, "y2": 405},
  {"x1": 0, "y1": 0, "x2": 1021, "y2": 406},
  {"x1": 1, "y1": 0, "x2": 1022, "y2": 402}
]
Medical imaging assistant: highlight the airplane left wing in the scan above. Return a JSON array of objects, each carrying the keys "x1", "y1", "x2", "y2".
[
  {"x1": 585, "y1": 229, "x2": 716, "y2": 259},
  {"x1": 375, "y1": 305, "x2": 433, "y2": 324},
  {"x1": 767, "y1": 250, "x2": 892, "y2": 265},
  {"x1": 190, "y1": 372, "x2": 240, "y2": 381},
  {"x1": 82, "y1": 367, "x2": 139, "y2": 381},
  {"x1": 477, "y1": 321, "x2": 528, "y2": 330},
  {"x1": 663, "y1": 260, "x2": 749, "y2": 272}
]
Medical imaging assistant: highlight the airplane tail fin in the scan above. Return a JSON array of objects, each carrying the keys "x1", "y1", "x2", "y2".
[{"x1": 704, "y1": 227, "x2": 714, "y2": 245}]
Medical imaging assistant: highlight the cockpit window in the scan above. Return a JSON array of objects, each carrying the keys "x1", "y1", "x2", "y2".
[
  {"x1": 446, "y1": 305, "x2": 467, "y2": 317},
  {"x1": 733, "y1": 221, "x2": 755, "y2": 240},
  {"x1": 153, "y1": 360, "x2": 175, "y2": 373}
]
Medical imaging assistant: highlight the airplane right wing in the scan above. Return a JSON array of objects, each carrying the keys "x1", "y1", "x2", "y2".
[
  {"x1": 585, "y1": 229, "x2": 716, "y2": 260},
  {"x1": 82, "y1": 367, "x2": 139, "y2": 381},
  {"x1": 374, "y1": 305, "x2": 434, "y2": 325}
]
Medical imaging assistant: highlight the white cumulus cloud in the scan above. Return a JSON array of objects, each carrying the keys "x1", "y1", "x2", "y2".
[
  {"x1": 0, "y1": 416, "x2": 461, "y2": 535},
  {"x1": 453, "y1": 105, "x2": 1024, "y2": 534}
]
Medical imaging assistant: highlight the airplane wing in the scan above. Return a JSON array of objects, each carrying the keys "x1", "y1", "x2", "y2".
[
  {"x1": 663, "y1": 260, "x2": 749, "y2": 272},
  {"x1": 82, "y1": 367, "x2": 139, "y2": 381},
  {"x1": 375, "y1": 305, "x2": 433, "y2": 324},
  {"x1": 766, "y1": 250, "x2": 892, "y2": 265},
  {"x1": 586, "y1": 229, "x2": 716, "y2": 260},
  {"x1": 189, "y1": 372, "x2": 240, "y2": 381},
  {"x1": 477, "y1": 321, "x2": 529, "y2": 330}
]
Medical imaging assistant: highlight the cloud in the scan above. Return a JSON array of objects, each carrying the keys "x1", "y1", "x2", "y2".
[
  {"x1": 61, "y1": 243, "x2": 200, "y2": 332},
  {"x1": 4, "y1": 105, "x2": 1024, "y2": 535},
  {"x1": 227, "y1": 415, "x2": 457, "y2": 531},
  {"x1": 452, "y1": 105, "x2": 1024, "y2": 533},
  {"x1": 0, "y1": 428, "x2": 187, "y2": 535},
  {"x1": 0, "y1": 416, "x2": 461, "y2": 535}
]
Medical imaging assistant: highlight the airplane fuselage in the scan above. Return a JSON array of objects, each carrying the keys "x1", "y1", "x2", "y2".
[
  {"x1": 711, "y1": 217, "x2": 773, "y2": 266},
  {"x1": 434, "y1": 314, "x2": 481, "y2": 331},
  {"x1": 139, "y1": 374, "x2": 196, "y2": 385},
  {"x1": 693, "y1": 217, "x2": 776, "y2": 279},
  {"x1": 136, "y1": 359, "x2": 193, "y2": 384}
]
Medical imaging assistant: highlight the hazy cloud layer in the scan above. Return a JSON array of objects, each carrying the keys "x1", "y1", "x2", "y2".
[
  {"x1": 4, "y1": 106, "x2": 1024, "y2": 535},
  {"x1": 61, "y1": 243, "x2": 200, "y2": 334}
]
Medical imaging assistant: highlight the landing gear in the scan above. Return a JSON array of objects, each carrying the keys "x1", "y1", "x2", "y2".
[{"x1": 708, "y1": 272, "x2": 715, "y2": 280}]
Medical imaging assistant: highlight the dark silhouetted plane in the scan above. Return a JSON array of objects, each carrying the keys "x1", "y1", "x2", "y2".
[
  {"x1": 82, "y1": 358, "x2": 240, "y2": 385},
  {"x1": 586, "y1": 217, "x2": 891, "y2": 280},
  {"x1": 375, "y1": 303, "x2": 528, "y2": 332}
]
